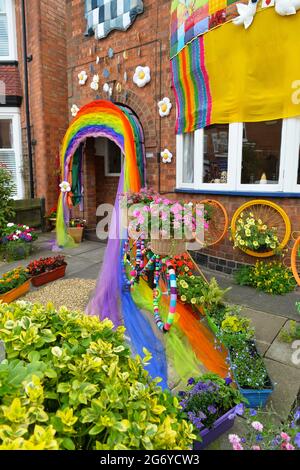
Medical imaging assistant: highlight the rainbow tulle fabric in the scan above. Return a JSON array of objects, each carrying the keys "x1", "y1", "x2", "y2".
[{"x1": 56, "y1": 100, "x2": 228, "y2": 389}]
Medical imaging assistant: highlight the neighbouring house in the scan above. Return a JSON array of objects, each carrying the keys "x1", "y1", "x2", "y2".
[{"x1": 11, "y1": 0, "x2": 300, "y2": 269}]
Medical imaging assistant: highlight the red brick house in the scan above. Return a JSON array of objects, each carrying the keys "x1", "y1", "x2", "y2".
[{"x1": 10, "y1": 0, "x2": 300, "y2": 269}]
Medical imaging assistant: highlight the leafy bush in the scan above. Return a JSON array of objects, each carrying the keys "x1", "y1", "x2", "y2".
[
  {"x1": 179, "y1": 374, "x2": 244, "y2": 435},
  {"x1": 177, "y1": 275, "x2": 230, "y2": 309},
  {"x1": 0, "y1": 267, "x2": 29, "y2": 296},
  {"x1": 278, "y1": 321, "x2": 300, "y2": 344},
  {"x1": 234, "y1": 261, "x2": 296, "y2": 295},
  {"x1": 0, "y1": 302, "x2": 195, "y2": 450},
  {"x1": 0, "y1": 165, "x2": 16, "y2": 229}
]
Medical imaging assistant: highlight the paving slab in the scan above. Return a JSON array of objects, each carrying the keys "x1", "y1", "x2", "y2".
[
  {"x1": 240, "y1": 308, "x2": 287, "y2": 346},
  {"x1": 264, "y1": 358, "x2": 300, "y2": 417},
  {"x1": 265, "y1": 321, "x2": 300, "y2": 369}
]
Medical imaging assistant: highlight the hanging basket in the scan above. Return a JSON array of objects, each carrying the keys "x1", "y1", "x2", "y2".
[{"x1": 150, "y1": 238, "x2": 186, "y2": 257}]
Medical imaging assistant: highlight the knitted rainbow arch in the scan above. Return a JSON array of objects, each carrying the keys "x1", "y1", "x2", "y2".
[{"x1": 56, "y1": 100, "x2": 145, "y2": 248}]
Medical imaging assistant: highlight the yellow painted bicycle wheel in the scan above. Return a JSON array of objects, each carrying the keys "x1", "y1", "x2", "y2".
[{"x1": 231, "y1": 200, "x2": 291, "y2": 258}]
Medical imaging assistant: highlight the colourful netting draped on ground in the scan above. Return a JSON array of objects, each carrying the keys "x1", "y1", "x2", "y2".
[{"x1": 56, "y1": 99, "x2": 228, "y2": 389}]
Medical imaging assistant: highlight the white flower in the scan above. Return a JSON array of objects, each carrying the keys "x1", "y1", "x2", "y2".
[
  {"x1": 108, "y1": 87, "x2": 113, "y2": 97},
  {"x1": 90, "y1": 80, "x2": 99, "y2": 91},
  {"x1": 233, "y1": 0, "x2": 257, "y2": 29},
  {"x1": 78, "y1": 70, "x2": 88, "y2": 85},
  {"x1": 15, "y1": 230, "x2": 21, "y2": 235},
  {"x1": 12, "y1": 235, "x2": 19, "y2": 240},
  {"x1": 251, "y1": 421, "x2": 264, "y2": 432},
  {"x1": 158, "y1": 97, "x2": 172, "y2": 117},
  {"x1": 133, "y1": 66, "x2": 151, "y2": 88},
  {"x1": 92, "y1": 74, "x2": 99, "y2": 83},
  {"x1": 7, "y1": 223, "x2": 14, "y2": 227},
  {"x1": 71, "y1": 104, "x2": 79, "y2": 117},
  {"x1": 103, "y1": 82, "x2": 110, "y2": 93},
  {"x1": 161, "y1": 149, "x2": 173, "y2": 164},
  {"x1": 96, "y1": 56, "x2": 100, "y2": 64},
  {"x1": 59, "y1": 181, "x2": 71, "y2": 193}
]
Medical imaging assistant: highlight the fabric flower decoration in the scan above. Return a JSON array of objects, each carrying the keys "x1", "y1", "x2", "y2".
[
  {"x1": 78, "y1": 71, "x2": 88, "y2": 86},
  {"x1": 90, "y1": 81, "x2": 99, "y2": 91},
  {"x1": 275, "y1": 0, "x2": 300, "y2": 16},
  {"x1": 133, "y1": 66, "x2": 151, "y2": 88},
  {"x1": 71, "y1": 104, "x2": 79, "y2": 117},
  {"x1": 59, "y1": 181, "x2": 71, "y2": 193},
  {"x1": 233, "y1": 0, "x2": 258, "y2": 29},
  {"x1": 161, "y1": 149, "x2": 173, "y2": 164},
  {"x1": 103, "y1": 83, "x2": 110, "y2": 93},
  {"x1": 158, "y1": 97, "x2": 172, "y2": 117}
]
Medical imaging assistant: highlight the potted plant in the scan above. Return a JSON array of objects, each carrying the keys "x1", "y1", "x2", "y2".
[
  {"x1": 67, "y1": 218, "x2": 86, "y2": 243},
  {"x1": 0, "y1": 223, "x2": 38, "y2": 261},
  {"x1": 46, "y1": 206, "x2": 57, "y2": 231},
  {"x1": 209, "y1": 309, "x2": 255, "y2": 346},
  {"x1": 179, "y1": 373, "x2": 245, "y2": 450},
  {"x1": 27, "y1": 255, "x2": 67, "y2": 287},
  {"x1": 228, "y1": 338, "x2": 273, "y2": 409},
  {"x1": 0, "y1": 267, "x2": 30, "y2": 303}
]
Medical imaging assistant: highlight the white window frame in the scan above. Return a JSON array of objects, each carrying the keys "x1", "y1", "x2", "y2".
[
  {"x1": 0, "y1": 0, "x2": 17, "y2": 61},
  {"x1": 176, "y1": 117, "x2": 300, "y2": 194},
  {"x1": 0, "y1": 108, "x2": 24, "y2": 199},
  {"x1": 104, "y1": 139, "x2": 123, "y2": 177}
]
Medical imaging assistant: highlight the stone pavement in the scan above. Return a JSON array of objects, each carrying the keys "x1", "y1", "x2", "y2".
[{"x1": 1, "y1": 233, "x2": 300, "y2": 445}]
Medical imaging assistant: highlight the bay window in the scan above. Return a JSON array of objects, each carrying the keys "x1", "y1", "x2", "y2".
[
  {"x1": 176, "y1": 117, "x2": 300, "y2": 194},
  {"x1": 0, "y1": 0, "x2": 17, "y2": 61}
]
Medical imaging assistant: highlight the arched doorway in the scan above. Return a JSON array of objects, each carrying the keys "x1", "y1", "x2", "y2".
[{"x1": 56, "y1": 100, "x2": 145, "y2": 248}]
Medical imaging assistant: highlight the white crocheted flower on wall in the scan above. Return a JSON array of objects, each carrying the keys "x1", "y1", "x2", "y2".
[
  {"x1": 133, "y1": 66, "x2": 151, "y2": 88},
  {"x1": 71, "y1": 104, "x2": 79, "y2": 117},
  {"x1": 158, "y1": 97, "x2": 172, "y2": 117},
  {"x1": 161, "y1": 149, "x2": 173, "y2": 164},
  {"x1": 78, "y1": 71, "x2": 88, "y2": 86},
  {"x1": 59, "y1": 181, "x2": 71, "y2": 193}
]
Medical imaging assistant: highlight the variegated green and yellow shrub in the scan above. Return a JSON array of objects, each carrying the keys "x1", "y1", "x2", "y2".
[{"x1": 0, "y1": 301, "x2": 195, "y2": 450}]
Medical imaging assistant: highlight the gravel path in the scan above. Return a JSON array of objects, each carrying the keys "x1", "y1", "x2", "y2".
[{"x1": 24, "y1": 278, "x2": 96, "y2": 312}]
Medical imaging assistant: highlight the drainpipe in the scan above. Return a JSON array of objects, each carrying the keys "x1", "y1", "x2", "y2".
[{"x1": 21, "y1": 0, "x2": 34, "y2": 198}]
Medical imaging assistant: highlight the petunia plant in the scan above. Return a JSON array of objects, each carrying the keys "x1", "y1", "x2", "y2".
[{"x1": 232, "y1": 211, "x2": 280, "y2": 252}]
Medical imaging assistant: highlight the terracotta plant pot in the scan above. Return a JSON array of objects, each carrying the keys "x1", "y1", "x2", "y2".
[
  {"x1": 68, "y1": 227, "x2": 84, "y2": 243},
  {"x1": 0, "y1": 280, "x2": 31, "y2": 304},
  {"x1": 31, "y1": 264, "x2": 67, "y2": 287}
]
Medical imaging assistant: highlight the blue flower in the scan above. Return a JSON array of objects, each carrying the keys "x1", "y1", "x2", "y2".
[
  {"x1": 178, "y1": 391, "x2": 186, "y2": 398},
  {"x1": 249, "y1": 409, "x2": 257, "y2": 417},
  {"x1": 256, "y1": 434, "x2": 263, "y2": 442},
  {"x1": 235, "y1": 403, "x2": 244, "y2": 416},
  {"x1": 187, "y1": 377, "x2": 195, "y2": 385},
  {"x1": 295, "y1": 433, "x2": 300, "y2": 449},
  {"x1": 225, "y1": 377, "x2": 232, "y2": 386},
  {"x1": 207, "y1": 405, "x2": 217, "y2": 414},
  {"x1": 294, "y1": 409, "x2": 300, "y2": 422}
]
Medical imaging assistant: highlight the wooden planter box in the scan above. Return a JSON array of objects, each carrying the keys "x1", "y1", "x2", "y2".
[
  {"x1": 0, "y1": 280, "x2": 31, "y2": 304},
  {"x1": 68, "y1": 227, "x2": 84, "y2": 243},
  {"x1": 193, "y1": 407, "x2": 236, "y2": 450},
  {"x1": 31, "y1": 264, "x2": 67, "y2": 287}
]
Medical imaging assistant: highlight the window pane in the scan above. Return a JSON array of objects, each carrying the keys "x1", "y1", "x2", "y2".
[
  {"x1": 182, "y1": 132, "x2": 194, "y2": 183},
  {"x1": 0, "y1": 1, "x2": 6, "y2": 13},
  {"x1": 107, "y1": 139, "x2": 122, "y2": 174},
  {"x1": 0, "y1": 119, "x2": 12, "y2": 148},
  {"x1": 241, "y1": 120, "x2": 282, "y2": 185},
  {"x1": 0, "y1": 11, "x2": 8, "y2": 56},
  {"x1": 203, "y1": 124, "x2": 229, "y2": 183},
  {"x1": 0, "y1": 149, "x2": 16, "y2": 190}
]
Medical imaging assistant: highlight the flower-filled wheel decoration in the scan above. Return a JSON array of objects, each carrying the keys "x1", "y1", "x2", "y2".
[
  {"x1": 59, "y1": 181, "x2": 71, "y2": 193},
  {"x1": 71, "y1": 105, "x2": 79, "y2": 117},
  {"x1": 133, "y1": 66, "x2": 151, "y2": 88},
  {"x1": 161, "y1": 149, "x2": 173, "y2": 164},
  {"x1": 78, "y1": 71, "x2": 88, "y2": 86},
  {"x1": 158, "y1": 97, "x2": 172, "y2": 117}
]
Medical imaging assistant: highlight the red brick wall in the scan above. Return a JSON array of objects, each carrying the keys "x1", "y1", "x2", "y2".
[{"x1": 15, "y1": 0, "x2": 68, "y2": 209}]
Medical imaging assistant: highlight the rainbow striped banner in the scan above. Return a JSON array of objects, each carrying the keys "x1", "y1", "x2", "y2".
[{"x1": 171, "y1": 35, "x2": 212, "y2": 134}]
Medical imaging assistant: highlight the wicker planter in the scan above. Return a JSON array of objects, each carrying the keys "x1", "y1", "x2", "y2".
[
  {"x1": 150, "y1": 238, "x2": 186, "y2": 257},
  {"x1": 31, "y1": 264, "x2": 67, "y2": 287},
  {"x1": 0, "y1": 280, "x2": 31, "y2": 304},
  {"x1": 193, "y1": 407, "x2": 236, "y2": 450},
  {"x1": 68, "y1": 227, "x2": 84, "y2": 243}
]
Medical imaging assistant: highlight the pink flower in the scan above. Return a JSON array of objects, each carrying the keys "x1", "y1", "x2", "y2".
[
  {"x1": 161, "y1": 211, "x2": 168, "y2": 221},
  {"x1": 228, "y1": 434, "x2": 241, "y2": 444},
  {"x1": 133, "y1": 209, "x2": 141, "y2": 218},
  {"x1": 142, "y1": 206, "x2": 150, "y2": 212},
  {"x1": 163, "y1": 198, "x2": 171, "y2": 205},
  {"x1": 175, "y1": 213, "x2": 182, "y2": 221},
  {"x1": 281, "y1": 432, "x2": 291, "y2": 442},
  {"x1": 251, "y1": 421, "x2": 263, "y2": 432},
  {"x1": 137, "y1": 216, "x2": 145, "y2": 225},
  {"x1": 252, "y1": 446, "x2": 261, "y2": 450},
  {"x1": 285, "y1": 443, "x2": 295, "y2": 451},
  {"x1": 232, "y1": 442, "x2": 244, "y2": 451},
  {"x1": 173, "y1": 220, "x2": 181, "y2": 229}
]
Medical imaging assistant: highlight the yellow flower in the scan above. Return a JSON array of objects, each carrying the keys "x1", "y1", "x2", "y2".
[
  {"x1": 191, "y1": 298, "x2": 197, "y2": 304},
  {"x1": 181, "y1": 295, "x2": 187, "y2": 302}
]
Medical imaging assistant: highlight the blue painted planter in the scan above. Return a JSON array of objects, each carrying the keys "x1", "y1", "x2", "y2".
[{"x1": 193, "y1": 407, "x2": 236, "y2": 450}]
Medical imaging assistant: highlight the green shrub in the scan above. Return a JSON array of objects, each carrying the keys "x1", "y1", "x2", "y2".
[
  {"x1": 177, "y1": 275, "x2": 230, "y2": 309},
  {"x1": 0, "y1": 302, "x2": 195, "y2": 450},
  {"x1": 279, "y1": 321, "x2": 300, "y2": 344},
  {"x1": 0, "y1": 166, "x2": 16, "y2": 229},
  {"x1": 234, "y1": 261, "x2": 296, "y2": 295}
]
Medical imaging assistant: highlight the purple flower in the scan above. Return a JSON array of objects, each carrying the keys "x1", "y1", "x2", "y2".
[
  {"x1": 249, "y1": 409, "x2": 257, "y2": 417},
  {"x1": 235, "y1": 403, "x2": 244, "y2": 416},
  {"x1": 256, "y1": 434, "x2": 263, "y2": 442},
  {"x1": 188, "y1": 377, "x2": 195, "y2": 385},
  {"x1": 225, "y1": 377, "x2": 232, "y2": 386},
  {"x1": 207, "y1": 405, "x2": 217, "y2": 414},
  {"x1": 178, "y1": 391, "x2": 186, "y2": 398},
  {"x1": 294, "y1": 409, "x2": 300, "y2": 422},
  {"x1": 295, "y1": 433, "x2": 300, "y2": 449}
]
